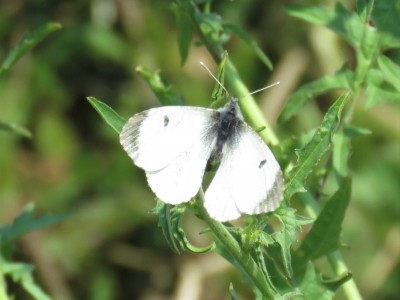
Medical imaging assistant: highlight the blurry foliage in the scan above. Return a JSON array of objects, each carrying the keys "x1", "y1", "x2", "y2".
[{"x1": 0, "y1": 0, "x2": 399, "y2": 299}]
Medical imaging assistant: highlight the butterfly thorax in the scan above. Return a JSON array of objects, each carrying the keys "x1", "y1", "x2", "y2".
[{"x1": 208, "y1": 98, "x2": 243, "y2": 165}]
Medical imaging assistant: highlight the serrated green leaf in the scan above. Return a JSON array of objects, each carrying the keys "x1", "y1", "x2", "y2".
[
  {"x1": 272, "y1": 208, "x2": 313, "y2": 278},
  {"x1": 87, "y1": 97, "x2": 126, "y2": 134},
  {"x1": 284, "y1": 93, "x2": 348, "y2": 200},
  {"x1": 0, "y1": 120, "x2": 32, "y2": 138},
  {"x1": 285, "y1": 4, "x2": 369, "y2": 48},
  {"x1": 293, "y1": 179, "x2": 351, "y2": 275},
  {"x1": 223, "y1": 22, "x2": 273, "y2": 70},
  {"x1": 0, "y1": 203, "x2": 70, "y2": 255},
  {"x1": 279, "y1": 69, "x2": 352, "y2": 123},
  {"x1": 136, "y1": 66, "x2": 185, "y2": 105},
  {"x1": 0, "y1": 22, "x2": 61, "y2": 79},
  {"x1": 377, "y1": 55, "x2": 400, "y2": 91}
]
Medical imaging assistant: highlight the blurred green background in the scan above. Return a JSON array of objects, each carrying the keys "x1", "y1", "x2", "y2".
[{"x1": 0, "y1": 0, "x2": 399, "y2": 299}]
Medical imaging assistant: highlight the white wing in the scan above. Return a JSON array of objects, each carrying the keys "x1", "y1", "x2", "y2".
[
  {"x1": 145, "y1": 138, "x2": 214, "y2": 204},
  {"x1": 120, "y1": 106, "x2": 216, "y2": 170},
  {"x1": 204, "y1": 124, "x2": 283, "y2": 222},
  {"x1": 120, "y1": 106, "x2": 217, "y2": 204}
]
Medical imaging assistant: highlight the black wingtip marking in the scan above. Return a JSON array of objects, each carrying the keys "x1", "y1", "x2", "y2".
[
  {"x1": 164, "y1": 115, "x2": 169, "y2": 127},
  {"x1": 259, "y1": 160, "x2": 266, "y2": 169}
]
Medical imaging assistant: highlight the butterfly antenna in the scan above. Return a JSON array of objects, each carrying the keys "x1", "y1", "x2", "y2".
[
  {"x1": 246, "y1": 81, "x2": 281, "y2": 97},
  {"x1": 199, "y1": 61, "x2": 230, "y2": 97}
]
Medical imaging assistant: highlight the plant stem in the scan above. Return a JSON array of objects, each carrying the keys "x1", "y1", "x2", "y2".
[
  {"x1": 328, "y1": 252, "x2": 363, "y2": 300},
  {"x1": 195, "y1": 192, "x2": 278, "y2": 299},
  {"x1": 225, "y1": 60, "x2": 279, "y2": 145},
  {"x1": 0, "y1": 274, "x2": 10, "y2": 300}
]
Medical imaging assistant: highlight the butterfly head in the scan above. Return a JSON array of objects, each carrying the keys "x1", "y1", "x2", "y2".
[{"x1": 219, "y1": 98, "x2": 243, "y2": 121}]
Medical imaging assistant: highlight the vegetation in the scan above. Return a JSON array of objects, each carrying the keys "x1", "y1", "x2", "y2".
[{"x1": 0, "y1": 1, "x2": 398, "y2": 299}]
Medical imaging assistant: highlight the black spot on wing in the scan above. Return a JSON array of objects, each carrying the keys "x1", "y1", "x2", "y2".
[
  {"x1": 164, "y1": 115, "x2": 169, "y2": 127},
  {"x1": 259, "y1": 160, "x2": 266, "y2": 169}
]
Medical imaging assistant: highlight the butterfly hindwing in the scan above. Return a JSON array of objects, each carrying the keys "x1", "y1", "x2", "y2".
[
  {"x1": 145, "y1": 136, "x2": 215, "y2": 204},
  {"x1": 204, "y1": 123, "x2": 283, "y2": 221}
]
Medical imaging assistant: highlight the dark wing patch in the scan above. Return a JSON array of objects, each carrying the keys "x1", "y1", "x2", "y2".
[
  {"x1": 163, "y1": 115, "x2": 170, "y2": 127},
  {"x1": 259, "y1": 159, "x2": 266, "y2": 169}
]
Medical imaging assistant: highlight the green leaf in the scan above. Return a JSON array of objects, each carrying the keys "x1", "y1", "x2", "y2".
[
  {"x1": 285, "y1": 4, "x2": 369, "y2": 49},
  {"x1": 275, "y1": 291, "x2": 303, "y2": 300},
  {"x1": 0, "y1": 22, "x2": 61, "y2": 79},
  {"x1": 368, "y1": 0, "x2": 400, "y2": 48},
  {"x1": 365, "y1": 81, "x2": 400, "y2": 108},
  {"x1": 153, "y1": 200, "x2": 214, "y2": 254},
  {"x1": 195, "y1": 10, "x2": 230, "y2": 50},
  {"x1": 343, "y1": 125, "x2": 372, "y2": 138},
  {"x1": 85, "y1": 26, "x2": 129, "y2": 64},
  {"x1": 210, "y1": 51, "x2": 228, "y2": 107},
  {"x1": 332, "y1": 125, "x2": 371, "y2": 181},
  {"x1": 361, "y1": 66, "x2": 400, "y2": 107},
  {"x1": 332, "y1": 131, "x2": 351, "y2": 179},
  {"x1": 284, "y1": 93, "x2": 348, "y2": 200},
  {"x1": 279, "y1": 69, "x2": 352, "y2": 123},
  {"x1": 294, "y1": 263, "x2": 335, "y2": 300},
  {"x1": 272, "y1": 207, "x2": 313, "y2": 278},
  {"x1": 136, "y1": 66, "x2": 185, "y2": 105},
  {"x1": 377, "y1": 55, "x2": 400, "y2": 91},
  {"x1": 87, "y1": 97, "x2": 126, "y2": 134},
  {"x1": 223, "y1": 22, "x2": 273, "y2": 70},
  {"x1": 293, "y1": 179, "x2": 352, "y2": 275},
  {"x1": 356, "y1": 0, "x2": 374, "y2": 24},
  {"x1": 0, "y1": 120, "x2": 32, "y2": 138},
  {"x1": 0, "y1": 203, "x2": 69, "y2": 255},
  {"x1": 172, "y1": 3, "x2": 194, "y2": 65},
  {"x1": 152, "y1": 201, "x2": 182, "y2": 254},
  {"x1": 323, "y1": 271, "x2": 353, "y2": 292},
  {"x1": 0, "y1": 260, "x2": 52, "y2": 300}
]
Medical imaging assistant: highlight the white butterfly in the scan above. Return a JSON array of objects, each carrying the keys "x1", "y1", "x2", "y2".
[{"x1": 120, "y1": 98, "x2": 284, "y2": 222}]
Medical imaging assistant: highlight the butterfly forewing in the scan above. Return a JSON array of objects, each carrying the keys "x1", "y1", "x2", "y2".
[
  {"x1": 120, "y1": 106, "x2": 218, "y2": 204},
  {"x1": 204, "y1": 123, "x2": 283, "y2": 221},
  {"x1": 120, "y1": 106, "x2": 216, "y2": 171}
]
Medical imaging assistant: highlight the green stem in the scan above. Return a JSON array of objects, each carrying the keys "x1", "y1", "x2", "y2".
[
  {"x1": 195, "y1": 192, "x2": 278, "y2": 299},
  {"x1": 225, "y1": 60, "x2": 279, "y2": 145},
  {"x1": 0, "y1": 274, "x2": 10, "y2": 300},
  {"x1": 328, "y1": 252, "x2": 363, "y2": 300}
]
